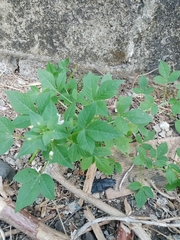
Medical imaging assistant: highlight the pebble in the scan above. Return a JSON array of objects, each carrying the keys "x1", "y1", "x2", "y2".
[
  {"x1": 160, "y1": 121, "x2": 169, "y2": 131},
  {"x1": 0, "y1": 159, "x2": 15, "y2": 180}
]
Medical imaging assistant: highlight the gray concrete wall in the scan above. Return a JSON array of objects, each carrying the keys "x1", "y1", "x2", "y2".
[{"x1": 0, "y1": 0, "x2": 180, "y2": 80}]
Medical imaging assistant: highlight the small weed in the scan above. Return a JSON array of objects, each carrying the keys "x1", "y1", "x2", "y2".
[{"x1": 1, "y1": 59, "x2": 180, "y2": 211}]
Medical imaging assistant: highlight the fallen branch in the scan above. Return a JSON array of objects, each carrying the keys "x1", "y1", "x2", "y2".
[
  {"x1": 50, "y1": 164, "x2": 151, "y2": 240},
  {"x1": 0, "y1": 196, "x2": 69, "y2": 240},
  {"x1": 73, "y1": 216, "x2": 180, "y2": 239}
]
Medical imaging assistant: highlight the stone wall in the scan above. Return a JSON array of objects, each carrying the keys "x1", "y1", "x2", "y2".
[{"x1": 0, "y1": 0, "x2": 179, "y2": 80}]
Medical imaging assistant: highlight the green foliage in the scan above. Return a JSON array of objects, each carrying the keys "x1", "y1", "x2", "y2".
[{"x1": 2, "y1": 59, "x2": 180, "y2": 211}]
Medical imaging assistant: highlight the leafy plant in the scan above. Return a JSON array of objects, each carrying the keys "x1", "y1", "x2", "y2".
[{"x1": 1, "y1": 59, "x2": 180, "y2": 211}]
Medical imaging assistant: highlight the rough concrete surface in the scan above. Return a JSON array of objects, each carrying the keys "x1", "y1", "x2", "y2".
[{"x1": 0, "y1": 0, "x2": 180, "y2": 80}]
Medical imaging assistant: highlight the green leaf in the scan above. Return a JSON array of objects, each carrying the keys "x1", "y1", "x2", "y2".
[
  {"x1": 168, "y1": 163, "x2": 180, "y2": 173},
  {"x1": 38, "y1": 70, "x2": 57, "y2": 91},
  {"x1": 115, "y1": 116, "x2": 128, "y2": 134},
  {"x1": 64, "y1": 101, "x2": 76, "y2": 121},
  {"x1": 18, "y1": 136, "x2": 45, "y2": 157},
  {"x1": 51, "y1": 144, "x2": 73, "y2": 168},
  {"x1": 138, "y1": 75, "x2": 148, "y2": 89},
  {"x1": 14, "y1": 168, "x2": 39, "y2": 184},
  {"x1": 145, "y1": 158, "x2": 152, "y2": 169},
  {"x1": 151, "y1": 104, "x2": 158, "y2": 116},
  {"x1": 39, "y1": 174, "x2": 55, "y2": 199},
  {"x1": 83, "y1": 72, "x2": 100, "y2": 101},
  {"x1": 133, "y1": 155, "x2": 145, "y2": 165},
  {"x1": 0, "y1": 117, "x2": 14, "y2": 134},
  {"x1": 166, "y1": 180, "x2": 180, "y2": 191},
  {"x1": 36, "y1": 91, "x2": 51, "y2": 114},
  {"x1": 30, "y1": 112, "x2": 44, "y2": 127},
  {"x1": 5, "y1": 90, "x2": 36, "y2": 114},
  {"x1": 157, "y1": 142, "x2": 168, "y2": 158},
  {"x1": 42, "y1": 101, "x2": 58, "y2": 121},
  {"x1": 114, "y1": 162, "x2": 122, "y2": 173},
  {"x1": 95, "y1": 101, "x2": 108, "y2": 116},
  {"x1": 142, "y1": 186, "x2": 153, "y2": 198},
  {"x1": 15, "y1": 179, "x2": 39, "y2": 212},
  {"x1": 168, "y1": 71, "x2": 180, "y2": 82},
  {"x1": 0, "y1": 132, "x2": 13, "y2": 154},
  {"x1": 58, "y1": 58, "x2": 69, "y2": 71},
  {"x1": 154, "y1": 76, "x2": 167, "y2": 85},
  {"x1": 93, "y1": 147, "x2": 111, "y2": 157},
  {"x1": 101, "y1": 72, "x2": 112, "y2": 83},
  {"x1": 81, "y1": 157, "x2": 94, "y2": 171},
  {"x1": 69, "y1": 144, "x2": 81, "y2": 162},
  {"x1": 77, "y1": 130, "x2": 95, "y2": 154},
  {"x1": 154, "y1": 156, "x2": 168, "y2": 167},
  {"x1": 77, "y1": 103, "x2": 96, "y2": 128},
  {"x1": 128, "y1": 181, "x2": 142, "y2": 191},
  {"x1": 175, "y1": 120, "x2": 180, "y2": 133},
  {"x1": 115, "y1": 137, "x2": 131, "y2": 154},
  {"x1": 96, "y1": 80, "x2": 124, "y2": 100},
  {"x1": 159, "y1": 60, "x2": 171, "y2": 79},
  {"x1": 176, "y1": 148, "x2": 180, "y2": 157},
  {"x1": 95, "y1": 157, "x2": 114, "y2": 175},
  {"x1": 166, "y1": 167, "x2": 177, "y2": 184},
  {"x1": 124, "y1": 109, "x2": 153, "y2": 125},
  {"x1": 135, "y1": 189, "x2": 147, "y2": 209},
  {"x1": 171, "y1": 101, "x2": 180, "y2": 115},
  {"x1": 46, "y1": 62, "x2": 57, "y2": 73},
  {"x1": 117, "y1": 96, "x2": 132, "y2": 114},
  {"x1": 86, "y1": 120, "x2": 119, "y2": 141},
  {"x1": 56, "y1": 71, "x2": 66, "y2": 91},
  {"x1": 13, "y1": 115, "x2": 31, "y2": 128}
]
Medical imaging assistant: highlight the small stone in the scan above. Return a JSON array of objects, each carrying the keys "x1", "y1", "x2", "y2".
[
  {"x1": 160, "y1": 121, "x2": 169, "y2": 131},
  {"x1": 5, "y1": 157, "x2": 15, "y2": 166},
  {"x1": 159, "y1": 130, "x2": 166, "y2": 138},
  {"x1": 153, "y1": 124, "x2": 161, "y2": 133},
  {"x1": 0, "y1": 159, "x2": 15, "y2": 180}
]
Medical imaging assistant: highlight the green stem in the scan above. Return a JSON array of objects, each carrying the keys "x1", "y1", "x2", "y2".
[{"x1": 28, "y1": 149, "x2": 39, "y2": 164}]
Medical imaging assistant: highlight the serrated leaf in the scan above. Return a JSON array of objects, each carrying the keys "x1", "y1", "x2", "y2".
[
  {"x1": 175, "y1": 120, "x2": 180, "y2": 133},
  {"x1": 36, "y1": 91, "x2": 51, "y2": 114},
  {"x1": 114, "y1": 162, "x2": 122, "y2": 173},
  {"x1": 38, "y1": 70, "x2": 57, "y2": 91},
  {"x1": 138, "y1": 75, "x2": 148, "y2": 89},
  {"x1": 86, "y1": 120, "x2": 119, "y2": 141},
  {"x1": 117, "y1": 96, "x2": 132, "y2": 114},
  {"x1": 96, "y1": 80, "x2": 124, "y2": 100},
  {"x1": 154, "y1": 76, "x2": 167, "y2": 84},
  {"x1": 39, "y1": 174, "x2": 55, "y2": 199},
  {"x1": 142, "y1": 186, "x2": 153, "y2": 198},
  {"x1": 124, "y1": 109, "x2": 153, "y2": 125},
  {"x1": 30, "y1": 111, "x2": 44, "y2": 127},
  {"x1": 77, "y1": 103, "x2": 96, "y2": 128},
  {"x1": 14, "y1": 168, "x2": 39, "y2": 184},
  {"x1": 115, "y1": 137, "x2": 131, "y2": 154},
  {"x1": 81, "y1": 157, "x2": 94, "y2": 171},
  {"x1": 18, "y1": 136, "x2": 45, "y2": 157},
  {"x1": 95, "y1": 157, "x2": 114, "y2": 175},
  {"x1": 15, "y1": 179, "x2": 39, "y2": 212},
  {"x1": 168, "y1": 71, "x2": 180, "y2": 82},
  {"x1": 83, "y1": 72, "x2": 100, "y2": 101},
  {"x1": 0, "y1": 132, "x2": 13, "y2": 154},
  {"x1": 0, "y1": 117, "x2": 14, "y2": 134},
  {"x1": 159, "y1": 60, "x2": 171, "y2": 79},
  {"x1": 157, "y1": 142, "x2": 168, "y2": 157},
  {"x1": 135, "y1": 189, "x2": 147, "y2": 209},
  {"x1": 56, "y1": 71, "x2": 66, "y2": 91},
  {"x1": 128, "y1": 181, "x2": 142, "y2": 190},
  {"x1": 166, "y1": 167, "x2": 177, "y2": 184},
  {"x1": 101, "y1": 72, "x2": 112, "y2": 83},
  {"x1": 13, "y1": 115, "x2": 31, "y2": 128},
  {"x1": 69, "y1": 144, "x2": 81, "y2": 162},
  {"x1": 93, "y1": 147, "x2": 111, "y2": 157},
  {"x1": 42, "y1": 101, "x2": 58, "y2": 121},
  {"x1": 64, "y1": 101, "x2": 76, "y2": 121},
  {"x1": 5, "y1": 90, "x2": 36, "y2": 114},
  {"x1": 95, "y1": 101, "x2": 108, "y2": 116},
  {"x1": 51, "y1": 144, "x2": 73, "y2": 168},
  {"x1": 115, "y1": 116, "x2": 129, "y2": 134},
  {"x1": 46, "y1": 62, "x2": 57, "y2": 73},
  {"x1": 77, "y1": 130, "x2": 95, "y2": 154}
]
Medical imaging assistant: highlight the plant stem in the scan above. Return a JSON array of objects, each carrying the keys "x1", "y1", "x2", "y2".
[{"x1": 28, "y1": 149, "x2": 39, "y2": 164}]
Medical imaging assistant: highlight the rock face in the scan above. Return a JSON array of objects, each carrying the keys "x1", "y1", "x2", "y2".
[{"x1": 0, "y1": 0, "x2": 179, "y2": 79}]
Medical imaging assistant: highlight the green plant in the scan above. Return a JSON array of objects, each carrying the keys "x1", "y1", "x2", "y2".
[{"x1": 1, "y1": 59, "x2": 180, "y2": 211}]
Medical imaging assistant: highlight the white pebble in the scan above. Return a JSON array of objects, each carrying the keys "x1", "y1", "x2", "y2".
[{"x1": 160, "y1": 122, "x2": 169, "y2": 131}]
